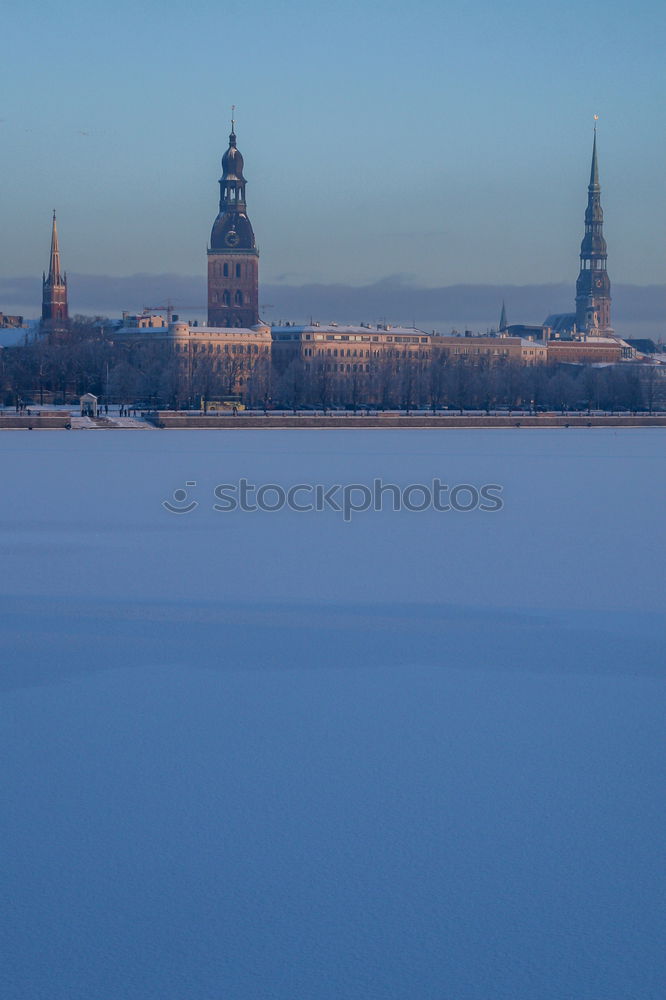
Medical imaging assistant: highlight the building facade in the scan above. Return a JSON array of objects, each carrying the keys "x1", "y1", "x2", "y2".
[
  {"x1": 207, "y1": 118, "x2": 260, "y2": 328},
  {"x1": 0, "y1": 313, "x2": 24, "y2": 328},
  {"x1": 546, "y1": 339, "x2": 626, "y2": 365},
  {"x1": 272, "y1": 324, "x2": 431, "y2": 371},
  {"x1": 433, "y1": 335, "x2": 547, "y2": 365},
  {"x1": 271, "y1": 324, "x2": 431, "y2": 406},
  {"x1": 114, "y1": 317, "x2": 272, "y2": 402},
  {"x1": 41, "y1": 211, "x2": 68, "y2": 329}
]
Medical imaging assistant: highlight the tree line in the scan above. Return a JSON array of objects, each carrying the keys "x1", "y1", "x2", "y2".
[{"x1": 1, "y1": 317, "x2": 663, "y2": 412}]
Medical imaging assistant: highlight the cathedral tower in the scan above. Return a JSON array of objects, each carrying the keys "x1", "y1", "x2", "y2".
[
  {"x1": 41, "y1": 211, "x2": 68, "y2": 327},
  {"x1": 575, "y1": 124, "x2": 611, "y2": 335},
  {"x1": 207, "y1": 115, "x2": 260, "y2": 327}
]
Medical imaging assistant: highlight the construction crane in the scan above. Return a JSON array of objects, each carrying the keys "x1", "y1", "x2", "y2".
[{"x1": 142, "y1": 303, "x2": 206, "y2": 324}]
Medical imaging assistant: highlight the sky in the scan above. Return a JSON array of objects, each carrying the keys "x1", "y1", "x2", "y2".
[{"x1": 1, "y1": 0, "x2": 665, "y2": 302}]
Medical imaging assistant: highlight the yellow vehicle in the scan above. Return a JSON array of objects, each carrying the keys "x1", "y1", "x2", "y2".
[{"x1": 201, "y1": 397, "x2": 245, "y2": 412}]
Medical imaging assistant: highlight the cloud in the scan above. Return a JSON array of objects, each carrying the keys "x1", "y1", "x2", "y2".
[
  {"x1": 0, "y1": 274, "x2": 206, "y2": 314},
  {"x1": 1, "y1": 274, "x2": 664, "y2": 334}
]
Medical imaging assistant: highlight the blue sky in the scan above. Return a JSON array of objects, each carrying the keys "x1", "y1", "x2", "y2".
[{"x1": 1, "y1": 0, "x2": 664, "y2": 288}]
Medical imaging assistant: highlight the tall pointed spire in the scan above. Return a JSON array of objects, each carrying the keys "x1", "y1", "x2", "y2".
[
  {"x1": 575, "y1": 120, "x2": 611, "y2": 335},
  {"x1": 589, "y1": 116, "x2": 599, "y2": 189},
  {"x1": 499, "y1": 300, "x2": 508, "y2": 332},
  {"x1": 48, "y1": 210, "x2": 64, "y2": 286},
  {"x1": 41, "y1": 211, "x2": 68, "y2": 329}
]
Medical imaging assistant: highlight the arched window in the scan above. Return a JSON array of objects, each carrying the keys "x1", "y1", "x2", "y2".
[
  {"x1": 235, "y1": 263, "x2": 241, "y2": 278},
  {"x1": 235, "y1": 290, "x2": 243, "y2": 305},
  {"x1": 223, "y1": 263, "x2": 229, "y2": 277},
  {"x1": 223, "y1": 290, "x2": 231, "y2": 306}
]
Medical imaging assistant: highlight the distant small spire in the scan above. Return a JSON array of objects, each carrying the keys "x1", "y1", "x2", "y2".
[
  {"x1": 499, "y1": 300, "x2": 508, "y2": 331},
  {"x1": 229, "y1": 104, "x2": 236, "y2": 145}
]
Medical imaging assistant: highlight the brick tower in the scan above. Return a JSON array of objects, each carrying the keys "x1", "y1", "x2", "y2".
[
  {"x1": 41, "y1": 211, "x2": 68, "y2": 328},
  {"x1": 575, "y1": 124, "x2": 612, "y2": 335},
  {"x1": 207, "y1": 115, "x2": 260, "y2": 327}
]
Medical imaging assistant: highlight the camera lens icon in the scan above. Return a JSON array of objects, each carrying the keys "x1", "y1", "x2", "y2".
[{"x1": 162, "y1": 481, "x2": 199, "y2": 514}]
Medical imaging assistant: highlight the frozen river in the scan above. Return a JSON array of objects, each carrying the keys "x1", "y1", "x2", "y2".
[{"x1": 1, "y1": 429, "x2": 664, "y2": 999}]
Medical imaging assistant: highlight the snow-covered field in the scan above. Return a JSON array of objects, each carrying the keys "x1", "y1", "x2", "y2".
[{"x1": 1, "y1": 429, "x2": 664, "y2": 999}]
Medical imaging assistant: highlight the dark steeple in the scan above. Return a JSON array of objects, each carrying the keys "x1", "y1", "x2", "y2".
[
  {"x1": 575, "y1": 120, "x2": 611, "y2": 334},
  {"x1": 499, "y1": 300, "x2": 508, "y2": 332},
  {"x1": 589, "y1": 128, "x2": 600, "y2": 189},
  {"x1": 41, "y1": 211, "x2": 69, "y2": 328}
]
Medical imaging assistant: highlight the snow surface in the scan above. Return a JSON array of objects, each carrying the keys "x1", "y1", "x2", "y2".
[{"x1": 1, "y1": 429, "x2": 664, "y2": 1000}]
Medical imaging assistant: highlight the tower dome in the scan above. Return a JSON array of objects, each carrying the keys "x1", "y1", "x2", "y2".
[
  {"x1": 209, "y1": 114, "x2": 256, "y2": 252},
  {"x1": 221, "y1": 130, "x2": 245, "y2": 181}
]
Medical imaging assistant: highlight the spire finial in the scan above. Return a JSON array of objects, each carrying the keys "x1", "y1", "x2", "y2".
[
  {"x1": 231, "y1": 104, "x2": 236, "y2": 134},
  {"x1": 589, "y1": 116, "x2": 600, "y2": 189}
]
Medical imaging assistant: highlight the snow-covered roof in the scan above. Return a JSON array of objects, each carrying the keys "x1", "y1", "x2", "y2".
[{"x1": 271, "y1": 324, "x2": 427, "y2": 336}]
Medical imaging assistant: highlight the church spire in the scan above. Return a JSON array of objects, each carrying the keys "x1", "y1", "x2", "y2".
[
  {"x1": 499, "y1": 300, "x2": 508, "y2": 332},
  {"x1": 47, "y1": 210, "x2": 65, "y2": 286},
  {"x1": 575, "y1": 120, "x2": 611, "y2": 335},
  {"x1": 589, "y1": 120, "x2": 599, "y2": 189},
  {"x1": 42, "y1": 210, "x2": 69, "y2": 329}
]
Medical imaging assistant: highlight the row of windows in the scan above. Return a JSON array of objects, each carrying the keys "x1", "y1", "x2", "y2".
[
  {"x1": 182, "y1": 359, "x2": 255, "y2": 372},
  {"x1": 304, "y1": 363, "x2": 373, "y2": 374},
  {"x1": 211, "y1": 262, "x2": 245, "y2": 278},
  {"x1": 211, "y1": 290, "x2": 245, "y2": 305},
  {"x1": 222, "y1": 185, "x2": 245, "y2": 203},
  {"x1": 303, "y1": 362, "x2": 431, "y2": 374},
  {"x1": 276, "y1": 332, "x2": 429, "y2": 344},
  {"x1": 319, "y1": 334, "x2": 428, "y2": 344},
  {"x1": 310, "y1": 347, "x2": 428, "y2": 359},
  {"x1": 439, "y1": 347, "x2": 510, "y2": 356},
  {"x1": 175, "y1": 342, "x2": 268, "y2": 354}
]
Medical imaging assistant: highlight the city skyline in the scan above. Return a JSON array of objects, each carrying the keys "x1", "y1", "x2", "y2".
[
  {"x1": 1, "y1": 0, "x2": 664, "y2": 297},
  {"x1": 3, "y1": 120, "x2": 664, "y2": 334}
]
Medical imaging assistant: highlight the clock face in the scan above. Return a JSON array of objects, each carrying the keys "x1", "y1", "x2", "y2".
[
  {"x1": 595, "y1": 279, "x2": 603, "y2": 287},
  {"x1": 225, "y1": 230, "x2": 239, "y2": 248}
]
